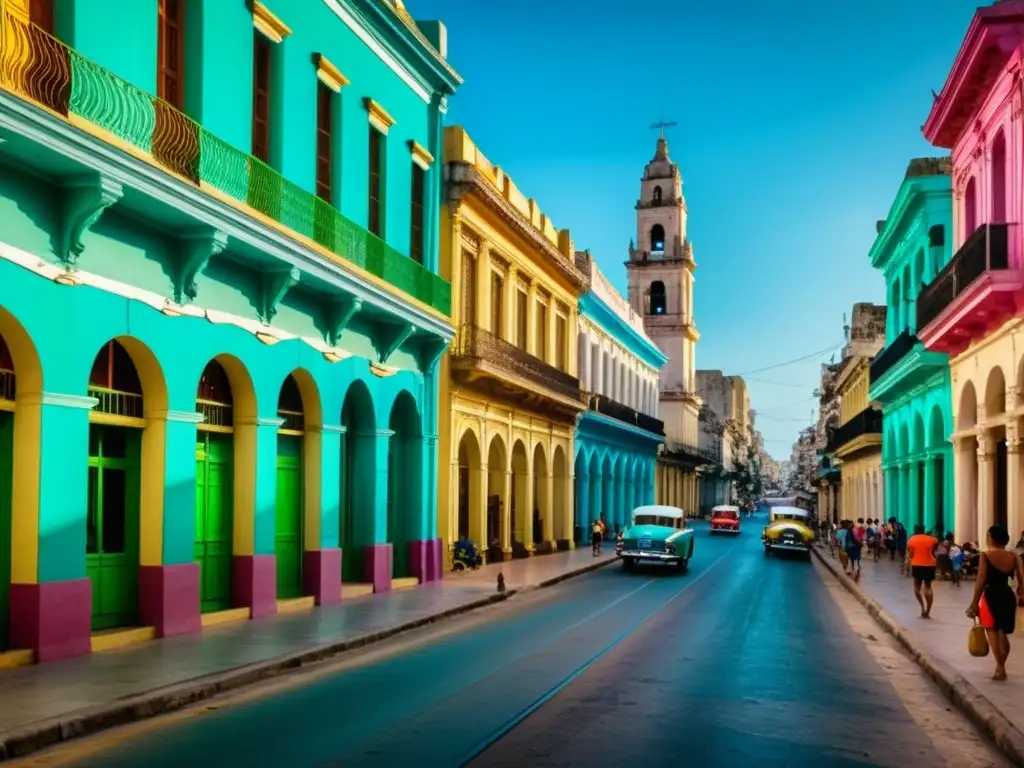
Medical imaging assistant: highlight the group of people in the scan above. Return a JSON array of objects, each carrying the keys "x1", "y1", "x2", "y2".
[{"x1": 829, "y1": 517, "x2": 908, "y2": 579}]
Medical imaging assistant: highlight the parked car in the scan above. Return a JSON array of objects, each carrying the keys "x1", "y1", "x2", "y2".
[
  {"x1": 762, "y1": 505, "x2": 814, "y2": 559},
  {"x1": 710, "y1": 505, "x2": 741, "y2": 534},
  {"x1": 618, "y1": 505, "x2": 694, "y2": 572}
]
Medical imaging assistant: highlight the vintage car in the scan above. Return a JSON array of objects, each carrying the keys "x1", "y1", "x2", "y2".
[
  {"x1": 619, "y1": 505, "x2": 694, "y2": 572},
  {"x1": 710, "y1": 505, "x2": 741, "y2": 534},
  {"x1": 762, "y1": 505, "x2": 814, "y2": 558}
]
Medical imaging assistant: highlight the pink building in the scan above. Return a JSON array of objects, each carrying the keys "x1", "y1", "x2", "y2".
[{"x1": 918, "y1": 0, "x2": 1024, "y2": 542}]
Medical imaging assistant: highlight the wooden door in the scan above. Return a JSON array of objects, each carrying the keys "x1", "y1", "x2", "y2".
[
  {"x1": 195, "y1": 433, "x2": 233, "y2": 612},
  {"x1": 275, "y1": 435, "x2": 303, "y2": 599}
]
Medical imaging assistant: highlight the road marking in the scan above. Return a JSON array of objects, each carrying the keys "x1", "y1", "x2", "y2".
[{"x1": 459, "y1": 546, "x2": 734, "y2": 767}]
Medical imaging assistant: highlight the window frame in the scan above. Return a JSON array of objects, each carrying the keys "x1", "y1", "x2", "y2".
[
  {"x1": 368, "y1": 128, "x2": 384, "y2": 237},
  {"x1": 157, "y1": 0, "x2": 185, "y2": 110},
  {"x1": 252, "y1": 31, "x2": 272, "y2": 163},
  {"x1": 409, "y1": 162, "x2": 425, "y2": 263},
  {"x1": 315, "y1": 80, "x2": 334, "y2": 204}
]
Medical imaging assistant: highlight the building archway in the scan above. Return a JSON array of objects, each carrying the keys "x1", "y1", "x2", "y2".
[
  {"x1": 532, "y1": 443, "x2": 549, "y2": 546},
  {"x1": 957, "y1": 381, "x2": 979, "y2": 540},
  {"x1": 553, "y1": 445, "x2": 568, "y2": 545},
  {"x1": 985, "y1": 366, "x2": 1008, "y2": 531},
  {"x1": 588, "y1": 451, "x2": 602, "y2": 543},
  {"x1": 486, "y1": 434, "x2": 508, "y2": 562},
  {"x1": 86, "y1": 338, "x2": 168, "y2": 631},
  {"x1": 927, "y1": 404, "x2": 948, "y2": 535},
  {"x1": 274, "y1": 372, "x2": 314, "y2": 599},
  {"x1": 388, "y1": 391, "x2": 422, "y2": 578},
  {"x1": 340, "y1": 379, "x2": 375, "y2": 583},
  {"x1": 510, "y1": 439, "x2": 529, "y2": 555},
  {"x1": 601, "y1": 453, "x2": 614, "y2": 530},
  {"x1": 456, "y1": 428, "x2": 482, "y2": 542}
]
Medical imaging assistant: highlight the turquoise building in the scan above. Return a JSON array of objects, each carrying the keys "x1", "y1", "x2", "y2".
[
  {"x1": 573, "y1": 259, "x2": 666, "y2": 541},
  {"x1": 868, "y1": 158, "x2": 954, "y2": 533},
  {"x1": 0, "y1": 0, "x2": 459, "y2": 663}
]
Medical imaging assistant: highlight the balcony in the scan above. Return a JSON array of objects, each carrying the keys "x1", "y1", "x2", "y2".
[
  {"x1": 916, "y1": 224, "x2": 1023, "y2": 355},
  {"x1": 868, "y1": 329, "x2": 948, "y2": 404},
  {"x1": 0, "y1": 11, "x2": 451, "y2": 315},
  {"x1": 661, "y1": 439, "x2": 717, "y2": 467},
  {"x1": 449, "y1": 324, "x2": 584, "y2": 420},
  {"x1": 826, "y1": 408, "x2": 882, "y2": 457},
  {"x1": 587, "y1": 394, "x2": 665, "y2": 436}
]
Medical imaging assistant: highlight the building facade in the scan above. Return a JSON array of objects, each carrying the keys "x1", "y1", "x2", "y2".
[
  {"x1": 574, "y1": 254, "x2": 666, "y2": 538},
  {"x1": 625, "y1": 135, "x2": 703, "y2": 514},
  {"x1": 816, "y1": 361, "x2": 842, "y2": 521},
  {"x1": 918, "y1": 0, "x2": 1024, "y2": 543},
  {"x1": 827, "y1": 305, "x2": 887, "y2": 522},
  {"x1": 868, "y1": 159, "x2": 954, "y2": 533},
  {"x1": 438, "y1": 126, "x2": 587, "y2": 562},
  {"x1": 0, "y1": 0, "x2": 459, "y2": 664},
  {"x1": 695, "y1": 371, "x2": 751, "y2": 511}
]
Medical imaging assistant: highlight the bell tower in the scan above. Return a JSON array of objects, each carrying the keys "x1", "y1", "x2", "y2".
[{"x1": 626, "y1": 130, "x2": 701, "y2": 448}]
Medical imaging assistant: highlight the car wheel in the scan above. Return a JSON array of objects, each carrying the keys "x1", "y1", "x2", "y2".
[
  {"x1": 678, "y1": 557, "x2": 689, "y2": 573},
  {"x1": 764, "y1": 545, "x2": 771, "y2": 556},
  {"x1": 623, "y1": 558, "x2": 635, "y2": 571}
]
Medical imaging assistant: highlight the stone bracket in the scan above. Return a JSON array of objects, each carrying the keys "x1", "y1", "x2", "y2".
[
  {"x1": 259, "y1": 267, "x2": 300, "y2": 324},
  {"x1": 59, "y1": 174, "x2": 123, "y2": 267},
  {"x1": 374, "y1": 322, "x2": 416, "y2": 365},
  {"x1": 173, "y1": 228, "x2": 228, "y2": 304},
  {"x1": 326, "y1": 296, "x2": 363, "y2": 347},
  {"x1": 415, "y1": 336, "x2": 450, "y2": 374}
]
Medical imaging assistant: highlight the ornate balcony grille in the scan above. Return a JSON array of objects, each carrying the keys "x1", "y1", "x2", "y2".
[
  {"x1": 916, "y1": 223, "x2": 1010, "y2": 331},
  {"x1": 0, "y1": 12, "x2": 452, "y2": 315},
  {"x1": 826, "y1": 408, "x2": 882, "y2": 453},
  {"x1": 869, "y1": 329, "x2": 917, "y2": 384},
  {"x1": 450, "y1": 324, "x2": 581, "y2": 401},
  {"x1": 588, "y1": 394, "x2": 665, "y2": 435},
  {"x1": 88, "y1": 386, "x2": 143, "y2": 419}
]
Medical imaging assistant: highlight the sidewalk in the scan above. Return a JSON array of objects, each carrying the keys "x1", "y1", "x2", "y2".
[
  {"x1": 0, "y1": 547, "x2": 616, "y2": 760},
  {"x1": 814, "y1": 545, "x2": 1024, "y2": 764}
]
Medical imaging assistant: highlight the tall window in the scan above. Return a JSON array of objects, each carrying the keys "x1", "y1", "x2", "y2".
[
  {"x1": 648, "y1": 280, "x2": 667, "y2": 315},
  {"x1": 30, "y1": 0, "x2": 54, "y2": 33},
  {"x1": 555, "y1": 315, "x2": 567, "y2": 371},
  {"x1": 515, "y1": 289, "x2": 528, "y2": 350},
  {"x1": 315, "y1": 82, "x2": 334, "y2": 203},
  {"x1": 410, "y1": 164, "x2": 425, "y2": 263},
  {"x1": 368, "y1": 128, "x2": 384, "y2": 237},
  {"x1": 461, "y1": 250, "x2": 476, "y2": 325},
  {"x1": 157, "y1": 0, "x2": 185, "y2": 109},
  {"x1": 536, "y1": 302, "x2": 548, "y2": 360},
  {"x1": 992, "y1": 130, "x2": 1007, "y2": 223},
  {"x1": 490, "y1": 273, "x2": 504, "y2": 336},
  {"x1": 964, "y1": 177, "x2": 977, "y2": 237},
  {"x1": 252, "y1": 32, "x2": 272, "y2": 162},
  {"x1": 650, "y1": 224, "x2": 665, "y2": 253}
]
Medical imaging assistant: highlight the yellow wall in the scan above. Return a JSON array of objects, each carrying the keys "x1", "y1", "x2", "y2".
[{"x1": 837, "y1": 359, "x2": 871, "y2": 425}]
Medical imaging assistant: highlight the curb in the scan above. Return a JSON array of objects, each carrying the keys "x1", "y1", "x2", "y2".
[
  {"x1": 812, "y1": 546, "x2": 1024, "y2": 766},
  {"x1": 0, "y1": 556, "x2": 616, "y2": 762}
]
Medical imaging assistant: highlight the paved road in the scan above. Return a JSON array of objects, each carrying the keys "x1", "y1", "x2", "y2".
[{"x1": 14, "y1": 516, "x2": 1009, "y2": 768}]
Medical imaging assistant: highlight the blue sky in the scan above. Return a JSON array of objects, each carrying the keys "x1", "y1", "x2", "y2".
[{"x1": 412, "y1": 0, "x2": 976, "y2": 459}]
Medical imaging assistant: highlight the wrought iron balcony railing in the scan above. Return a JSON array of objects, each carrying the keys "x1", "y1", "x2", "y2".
[
  {"x1": 587, "y1": 394, "x2": 665, "y2": 435},
  {"x1": 869, "y1": 329, "x2": 918, "y2": 383},
  {"x1": 826, "y1": 407, "x2": 882, "y2": 453},
  {"x1": 450, "y1": 324, "x2": 581, "y2": 401},
  {"x1": 0, "y1": 12, "x2": 451, "y2": 314},
  {"x1": 916, "y1": 223, "x2": 1010, "y2": 331}
]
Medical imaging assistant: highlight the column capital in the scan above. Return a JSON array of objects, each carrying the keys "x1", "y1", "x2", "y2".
[
  {"x1": 321, "y1": 424, "x2": 347, "y2": 435},
  {"x1": 1009, "y1": 438, "x2": 1022, "y2": 455},
  {"x1": 978, "y1": 432, "x2": 996, "y2": 460},
  {"x1": 164, "y1": 409, "x2": 206, "y2": 424},
  {"x1": 1008, "y1": 385, "x2": 1019, "y2": 412},
  {"x1": 31, "y1": 392, "x2": 100, "y2": 411}
]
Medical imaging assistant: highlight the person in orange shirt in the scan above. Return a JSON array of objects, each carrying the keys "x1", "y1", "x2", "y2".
[{"x1": 907, "y1": 524, "x2": 939, "y2": 618}]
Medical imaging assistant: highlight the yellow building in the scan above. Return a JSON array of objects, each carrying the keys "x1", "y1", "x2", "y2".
[
  {"x1": 437, "y1": 127, "x2": 589, "y2": 561},
  {"x1": 831, "y1": 352, "x2": 884, "y2": 521}
]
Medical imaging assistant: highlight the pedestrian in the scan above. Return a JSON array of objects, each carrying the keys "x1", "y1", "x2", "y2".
[
  {"x1": 591, "y1": 518, "x2": 603, "y2": 556},
  {"x1": 844, "y1": 520, "x2": 863, "y2": 581},
  {"x1": 966, "y1": 525, "x2": 1024, "y2": 681},
  {"x1": 615, "y1": 530, "x2": 624, "y2": 556},
  {"x1": 866, "y1": 519, "x2": 880, "y2": 563},
  {"x1": 907, "y1": 524, "x2": 939, "y2": 618},
  {"x1": 894, "y1": 520, "x2": 908, "y2": 572},
  {"x1": 837, "y1": 520, "x2": 850, "y2": 573}
]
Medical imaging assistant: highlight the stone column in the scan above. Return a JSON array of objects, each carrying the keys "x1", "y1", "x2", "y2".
[
  {"x1": 543, "y1": 471, "x2": 555, "y2": 544},
  {"x1": 1008, "y1": 422, "x2": 1023, "y2": 544},
  {"x1": 520, "y1": 470, "x2": 535, "y2": 551},
  {"x1": 897, "y1": 462, "x2": 910, "y2": 529},
  {"x1": 526, "y1": 278, "x2": 539, "y2": 357},
  {"x1": 978, "y1": 433, "x2": 996, "y2": 545},
  {"x1": 954, "y1": 437, "x2": 974, "y2": 542},
  {"x1": 923, "y1": 454, "x2": 938, "y2": 534},
  {"x1": 504, "y1": 264, "x2": 519, "y2": 343},
  {"x1": 501, "y1": 469, "x2": 513, "y2": 555},
  {"x1": 883, "y1": 465, "x2": 896, "y2": 523},
  {"x1": 359, "y1": 428, "x2": 396, "y2": 592},
  {"x1": 472, "y1": 467, "x2": 488, "y2": 547}
]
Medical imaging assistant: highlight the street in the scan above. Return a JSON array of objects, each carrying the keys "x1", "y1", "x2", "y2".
[{"x1": 12, "y1": 518, "x2": 1009, "y2": 768}]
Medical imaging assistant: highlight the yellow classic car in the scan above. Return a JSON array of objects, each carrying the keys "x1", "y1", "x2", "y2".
[{"x1": 762, "y1": 506, "x2": 814, "y2": 559}]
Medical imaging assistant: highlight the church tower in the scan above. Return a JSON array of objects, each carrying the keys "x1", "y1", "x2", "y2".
[{"x1": 626, "y1": 133, "x2": 702, "y2": 452}]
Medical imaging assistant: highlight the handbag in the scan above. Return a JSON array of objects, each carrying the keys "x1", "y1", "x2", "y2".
[{"x1": 969, "y1": 619, "x2": 990, "y2": 658}]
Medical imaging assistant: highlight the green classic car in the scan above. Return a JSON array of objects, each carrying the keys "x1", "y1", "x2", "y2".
[
  {"x1": 762, "y1": 505, "x2": 814, "y2": 559},
  {"x1": 619, "y1": 505, "x2": 695, "y2": 572}
]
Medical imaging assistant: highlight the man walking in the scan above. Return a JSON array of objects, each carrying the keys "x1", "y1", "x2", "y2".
[
  {"x1": 907, "y1": 524, "x2": 939, "y2": 618},
  {"x1": 591, "y1": 517, "x2": 603, "y2": 556}
]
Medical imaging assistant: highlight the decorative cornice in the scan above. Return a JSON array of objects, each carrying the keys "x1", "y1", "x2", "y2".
[
  {"x1": 164, "y1": 410, "x2": 206, "y2": 424},
  {"x1": 408, "y1": 140, "x2": 435, "y2": 170},
  {"x1": 313, "y1": 53, "x2": 349, "y2": 92},
  {"x1": 250, "y1": 1, "x2": 292, "y2": 44},
  {"x1": 447, "y1": 163, "x2": 588, "y2": 292},
  {"x1": 578, "y1": 293, "x2": 667, "y2": 370},
  {"x1": 364, "y1": 98, "x2": 396, "y2": 135}
]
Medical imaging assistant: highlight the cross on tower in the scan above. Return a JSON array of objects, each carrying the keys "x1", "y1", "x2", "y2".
[{"x1": 650, "y1": 120, "x2": 678, "y2": 138}]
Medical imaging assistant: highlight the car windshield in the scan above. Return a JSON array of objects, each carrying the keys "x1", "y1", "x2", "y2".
[
  {"x1": 714, "y1": 510, "x2": 738, "y2": 520},
  {"x1": 633, "y1": 514, "x2": 678, "y2": 528}
]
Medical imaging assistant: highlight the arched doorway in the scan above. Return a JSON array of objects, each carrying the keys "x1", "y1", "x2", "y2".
[
  {"x1": 912, "y1": 414, "x2": 926, "y2": 528},
  {"x1": 601, "y1": 454, "x2": 613, "y2": 529},
  {"x1": 532, "y1": 443, "x2": 548, "y2": 546},
  {"x1": 456, "y1": 430, "x2": 482, "y2": 542},
  {"x1": 957, "y1": 381, "x2": 979, "y2": 540},
  {"x1": 486, "y1": 435, "x2": 507, "y2": 563},
  {"x1": 553, "y1": 446, "x2": 568, "y2": 545},
  {"x1": 927, "y1": 405, "x2": 947, "y2": 536},
  {"x1": 588, "y1": 452, "x2": 601, "y2": 543},
  {"x1": 275, "y1": 374, "x2": 305, "y2": 599},
  {"x1": 194, "y1": 359, "x2": 234, "y2": 613},
  {"x1": 388, "y1": 391, "x2": 422, "y2": 578},
  {"x1": 0, "y1": 332, "x2": 13, "y2": 649},
  {"x1": 87, "y1": 340, "x2": 145, "y2": 631},
  {"x1": 510, "y1": 440, "x2": 528, "y2": 556},
  {"x1": 341, "y1": 381, "x2": 374, "y2": 583}
]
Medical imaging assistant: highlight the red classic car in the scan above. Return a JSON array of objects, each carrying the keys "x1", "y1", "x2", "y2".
[{"x1": 710, "y1": 505, "x2": 741, "y2": 534}]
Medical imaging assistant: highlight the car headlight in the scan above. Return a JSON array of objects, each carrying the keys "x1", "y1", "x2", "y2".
[{"x1": 665, "y1": 544, "x2": 676, "y2": 554}]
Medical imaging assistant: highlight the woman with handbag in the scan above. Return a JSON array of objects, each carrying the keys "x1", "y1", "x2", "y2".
[{"x1": 966, "y1": 525, "x2": 1024, "y2": 681}]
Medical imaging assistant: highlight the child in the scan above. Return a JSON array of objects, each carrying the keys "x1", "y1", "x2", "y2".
[{"x1": 615, "y1": 531, "x2": 624, "y2": 556}]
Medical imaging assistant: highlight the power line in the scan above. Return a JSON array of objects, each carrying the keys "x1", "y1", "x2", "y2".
[
  {"x1": 747, "y1": 377, "x2": 815, "y2": 389},
  {"x1": 755, "y1": 395, "x2": 815, "y2": 417},
  {"x1": 734, "y1": 341, "x2": 844, "y2": 376}
]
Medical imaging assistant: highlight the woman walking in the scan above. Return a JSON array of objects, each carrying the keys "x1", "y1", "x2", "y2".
[{"x1": 966, "y1": 525, "x2": 1024, "y2": 681}]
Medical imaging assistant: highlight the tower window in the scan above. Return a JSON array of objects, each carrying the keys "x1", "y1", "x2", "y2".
[
  {"x1": 652, "y1": 186, "x2": 662, "y2": 203},
  {"x1": 649, "y1": 281, "x2": 667, "y2": 315},
  {"x1": 650, "y1": 224, "x2": 665, "y2": 253}
]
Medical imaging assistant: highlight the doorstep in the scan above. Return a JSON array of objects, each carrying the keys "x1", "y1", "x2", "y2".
[
  {"x1": 0, "y1": 649, "x2": 33, "y2": 670},
  {"x1": 391, "y1": 577, "x2": 418, "y2": 591},
  {"x1": 276, "y1": 596, "x2": 315, "y2": 614},
  {"x1": 90, "y1": 626, "x2": 157, "y2": 653},
  {"x1": 342, "y1": 583, "x2": 374, "y2": 599},
  {"x1": 200, "y1": 607, "x2": 250, "y2": 628}
]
